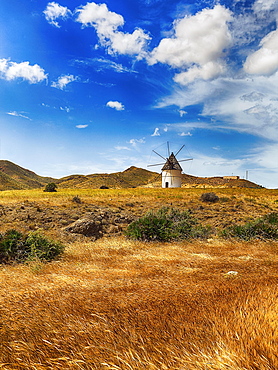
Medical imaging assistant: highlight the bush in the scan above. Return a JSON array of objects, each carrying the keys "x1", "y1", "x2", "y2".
[
  {"x1": 44, "y1": 183, "x2": 57, "y2": 192},
  {"x1": 200, "y1": 192, "x2": 219, "y2": 203},
  {"x1": 220, "y1": 212, "x2": 278, "y2": 241},
  {"x1": 26, "y1": 231, "x2": 65, "y2": 261},
  {"x1": 125, "y1": 207, "x2": 211, "y2": 242},
  {"x1": 0, "y1": 229, "x2": 65, "y2": 264}
]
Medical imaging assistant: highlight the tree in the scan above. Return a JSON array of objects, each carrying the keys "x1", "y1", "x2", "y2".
[{"x1": 44, "y1": 183, "x2": 57, "y2": 192}]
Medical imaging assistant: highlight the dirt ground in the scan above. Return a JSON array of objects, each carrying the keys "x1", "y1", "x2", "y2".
[{"x1": 0, "y1": 190, "x2": 277, "y2": 242}]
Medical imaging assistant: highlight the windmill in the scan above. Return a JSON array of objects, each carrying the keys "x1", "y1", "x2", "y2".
[{"x1": 148, "y1": 142, "x2": 193, "y2": 188}]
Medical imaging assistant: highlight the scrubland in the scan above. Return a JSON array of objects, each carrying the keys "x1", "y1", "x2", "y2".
[{"x1": 1, "y1": 187, "x2": 278, "y2": 369}]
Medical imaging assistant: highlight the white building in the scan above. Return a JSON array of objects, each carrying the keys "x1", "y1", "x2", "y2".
[{"x1": 161, "y1": 153, "x2": 183, "y2": 188}]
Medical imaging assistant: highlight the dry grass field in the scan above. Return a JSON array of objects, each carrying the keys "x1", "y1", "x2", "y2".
[{"x1": 1, "y1": 187, "x2": 278, "y2": 369}]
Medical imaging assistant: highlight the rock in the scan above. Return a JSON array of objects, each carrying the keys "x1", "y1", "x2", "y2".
[
  {"x1": 65, "y1": 218, "x2": 103, "y2": 238},
  {"x1": 225, "y1": 271, "x2": 238, "y2": 277}
]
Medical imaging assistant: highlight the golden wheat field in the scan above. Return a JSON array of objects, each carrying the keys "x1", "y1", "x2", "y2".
[{"x1": 1, "y1": 188, "x2": 278, "y2": 369}]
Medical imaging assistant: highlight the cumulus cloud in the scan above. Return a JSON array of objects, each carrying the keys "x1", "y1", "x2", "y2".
[
  {"x1": 76, "y1": 2, "x2": 150, "y2": 58},
  {"x1": 106, "y1": 101, "x2": 124, "y2": 110},
  {"x1": 148, "y1": 5, "x2": 232, "y2": 84},
  {"x1": 51, "y1": 74, "x2": 77, "y2": 89},
  {"x1": 174, "y1": 61, "x2": 226, "y2": 85},
  {"x1": 0, "y1": 59, "x2": 47, "y2": 83},
  {"x1": 44, "y1": 2, "x2": 71, "y2": 27},
  {"x1": 244, "y1": 29, "x2": 278, "y2": 76}
]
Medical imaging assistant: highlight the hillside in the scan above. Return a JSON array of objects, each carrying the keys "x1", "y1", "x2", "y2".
[
  {"x1": 57, "y1": 166, "x2": 159, "y2": 189},
  {"x1": 0, "y1": 160, "x2": 263, "y2": 190},
  {"x1": 0, "y1": 160, "x2": 55, "y2": 190},
  {"x1": 181, "y1": 173, "x2": 263, "y2": 189}
]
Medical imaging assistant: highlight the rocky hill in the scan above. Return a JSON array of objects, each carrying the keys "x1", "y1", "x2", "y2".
[
  {"x1": 0, "y1": 160, "x2": 262, "y2": 190},
  {"x1": 0, "y1": 160, "x2": 55, "y2": 191}
]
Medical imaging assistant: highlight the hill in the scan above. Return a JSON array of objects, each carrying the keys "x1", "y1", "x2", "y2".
[
  {"x1": 0, "y1": 160, "x2": 55, "y2": 190},
  {"x1": 0, "y1": 161, "x2": 263, "y2": 190},
  {"x1": 57, "y1": 166, "x2": 159, "y2": 189}
]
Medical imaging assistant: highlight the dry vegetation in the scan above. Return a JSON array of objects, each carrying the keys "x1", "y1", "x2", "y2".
[{"x1": 1, "y1": 187, "x2": 278, "y2": 369}]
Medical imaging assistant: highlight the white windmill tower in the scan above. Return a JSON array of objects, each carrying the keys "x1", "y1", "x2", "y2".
[{"x1": 148, "y1": 142, "x2": 193, "y2": 188}]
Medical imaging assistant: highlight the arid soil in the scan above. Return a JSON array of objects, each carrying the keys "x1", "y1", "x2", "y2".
[{"x1": 0, "y1": 191, "x2": 277, "y2": 241}]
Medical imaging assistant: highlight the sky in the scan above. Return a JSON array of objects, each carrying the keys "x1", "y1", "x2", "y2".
[{"x1": 1, "y1": 0, "x2": 278, "y2": 188}]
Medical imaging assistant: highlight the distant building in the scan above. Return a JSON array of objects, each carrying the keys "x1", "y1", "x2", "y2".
[{"x1": 223, "y1": 176, "x2": 240, "y2": 180}]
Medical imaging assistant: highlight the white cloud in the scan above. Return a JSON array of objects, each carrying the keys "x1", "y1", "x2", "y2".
[
  {"x1": 74, "y1": 58, "x2": 135, "y2": 73},
  {"x1": 156, "y1": 70, "x2": 278, "y2": 141},
  {"x1": 106, "y1": 101, "x2": 125, "y2": 110},
  {"x1": 51, "y1": 74, "x2": 77, "y2": 90},
  {"x1": 76, "y1": 124, "x2": 88, "y2": 128},
  {"x1": 174, "y1": 61, "x2": 226, "y2": 85},
  {"x1": 148, "y1": 5, "x2": 232, "y2": 84},
  {"x1": 76, "y1": 2, "x2": 123, "y2": 32},
  {"x1": 129, "y1": 138, "x2": 146, "y2": 148},
  {"x1": 240, "y1": 91, "x2": 265, "y2": 102},
  {"x1": 0, "y1": 58, "x2": 47, "y2": 83},
  {"x1": 188, "y1": 151, "x2": 247, "y2": 179},
  {"x1": 60, "y1": 106, "x2": 70, "y2": 112},
  {"x1": 253, "y1": 0, "x2": 278, "y2": 13},
  {"x1": 244, "y1": 29, "x2": 278, "y2": 76},
  {"x1": 7, "y1": 111, "x2": 31, "y2": 120},
  {"x1": 179, "y1": 110, "x2": 187, "y2": 117},
  {"x1": 76, "y1": 2, "x2": 150, "y2": 58},
  {"x1": 107, "y1": 29, "x2": 151, "y2": 57},
  {"x1": 115, "y1": 146, "x2": 131, "y2": 151},
  {"x1": 179, "y1": 131, "x2": 192, "y2": 136},
  {"x1": 151, "y1": 128, "x2": 160, "y2": 136},
  {"x1": 44, "y1": 2, "x2": 71, "y2": 28}
]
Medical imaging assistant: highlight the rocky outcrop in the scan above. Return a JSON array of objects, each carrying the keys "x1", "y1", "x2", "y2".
[
  {"x1": 64, "y1": 211, "x2": 133, "y2": 239},
  {"x1": 65, "y1": 219, "x2": 103, "y2": 238}
]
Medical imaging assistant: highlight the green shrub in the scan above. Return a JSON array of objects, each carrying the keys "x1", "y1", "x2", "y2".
[
  {"x1": 44, "y1": 183, "x2": 57, "y2": 192},
  {"x1": 0, "y1": 229, "x2": 65, "y2": 264},
  {"x1": 125, "y1": 207, "x2": 210, "y2": 242},
  {"x1": 220, "y1": 212, "x2": 278, "y2": 241},
  {"x1": 0, "y1": 230, "x2": 29, "y2": 263},
  {"x1": 25, "y1": 231, "x2": 65, "y2": 261}
]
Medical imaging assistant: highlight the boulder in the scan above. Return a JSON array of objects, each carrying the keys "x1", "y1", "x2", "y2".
[{"x1": 65, "y1": 218, "x2": 103, "y2": 238}]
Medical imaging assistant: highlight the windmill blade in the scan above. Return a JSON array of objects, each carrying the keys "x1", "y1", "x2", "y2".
[
  {"x1": 147, "y1": 162, "x2": 165, "y2": 167},
  {"x1": 153, "y1": 172, "x2": 162, "y2": 182},
  {"x1": 152, "y1": 150, "x2": 166, "y2": 161},
  {"x1": 175, "y1": 145, "x2": 185, "y2": 157},
  {"x1": 167, "y1": 141, "x2": 170, "y2": 157}
]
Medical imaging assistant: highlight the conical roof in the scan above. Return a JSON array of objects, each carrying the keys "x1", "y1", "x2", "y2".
[{"x1": 162, "y1": 153, "x2": 182, "y2": 171}]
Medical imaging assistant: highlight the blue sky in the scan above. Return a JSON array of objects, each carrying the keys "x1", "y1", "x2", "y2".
[{"x1": 1, "y1": 0, "x2": 278, "y2": 188}]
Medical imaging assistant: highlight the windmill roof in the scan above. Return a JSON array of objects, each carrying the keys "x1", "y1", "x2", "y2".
[{"x1": 162, "y1": 153, "x2": 182, "y2": 171}]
